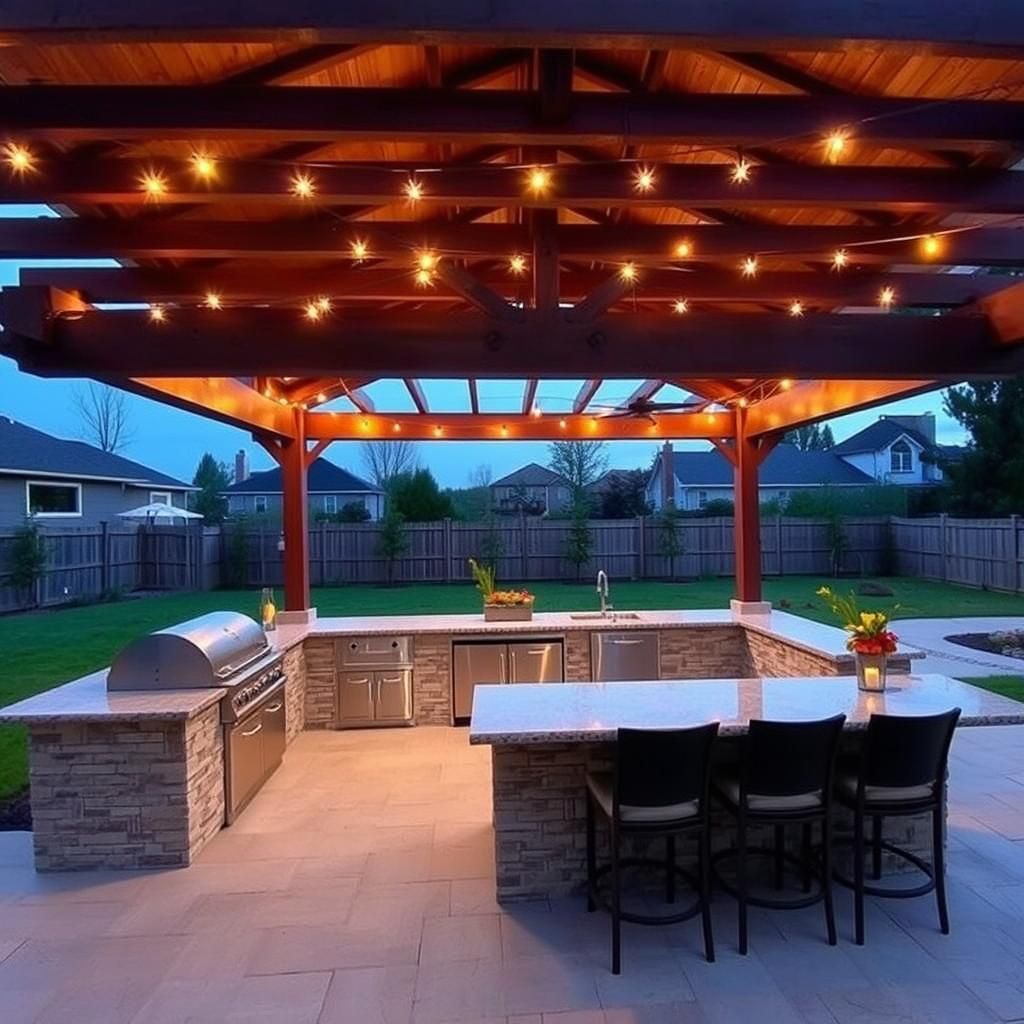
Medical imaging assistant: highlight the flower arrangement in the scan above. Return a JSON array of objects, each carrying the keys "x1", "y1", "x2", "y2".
[
  {"x1": 469, "y1": 558, "x2": 535, "y2": 608},
  {"x1": 816, "y1": 586, "x2": 898, "y2": 655}
]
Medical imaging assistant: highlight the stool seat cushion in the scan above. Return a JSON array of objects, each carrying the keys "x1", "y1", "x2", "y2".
[
  {"x1": 715, "y1": 775, "x2": 822, "y2": 812},
  {"x1": 837, "y1": 775, "x2": 934, "y2": 803},
  {"x1": 586, "y1": 771, "x2": 699, "y2": 824}
]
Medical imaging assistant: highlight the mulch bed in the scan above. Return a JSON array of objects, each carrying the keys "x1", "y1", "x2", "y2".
[
  {"x1": 0, "y1": 788, "x2": 32, "y2": 831},
  {"x1": 946, "y1": 633, "x2": 1024, "y2": 660}
]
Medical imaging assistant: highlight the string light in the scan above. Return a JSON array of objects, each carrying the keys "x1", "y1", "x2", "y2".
[
  {"x1": 780, "y1": 378, "x2": 793, "y2": 390},
  {"x1": 730, "y1": 156, "x2": 752, "y2": 184},
  {"x1": 530, "y1": 405, "x2": 543, "y2": 419},
  {"x1": 558, "y1": 418, "x2": 568, "y2": 430},
  {"x1": 705, "y1": 411, "x2": 716, "y2": 424},
  {"x1": 278, "y1": 397, "x2": 289, "y2": 406},
  {"x1": 315, "y1": 296, "x2": 332, "y2": 314},
  {"x1": 392, "y1": 422, "x2": 402, "y2": 433},
  {"x1": 737, "y1": 397, "x2": 749, "y2": 409},
  {"x1": 350, "y1": 239, "x2": 369, "y2": 261},
  {"x1": 4, "y1": 143, "x2": 35, "y2": 175},
  {"x1": 304, "y1": 300, "x2": 323, "y2": 321},
  {"x1": 416, "y1": 251, "x2": 438, "y2": 272},
  {"x1": 741, "y1": 255, "x2": 758, "y2": 278},
  {"x1": 920, "y1": 234, "x2": 944, "y2": 259},
  {"x1": 633, "y1": 166, "x2": 656, "y2": 193},
  {"x1": 263, "y1": 386, "x2": 273, "y2": 398},
  {"x1": 832, "y1": 248, "x2": 849, "y2": 270},
  {"x1": 788, "y1": 300, "x2": 804, "y2": 317},
  {"x1": 204, "y1": 291, "x2": 222, "y2": 310},
  {"x1": 674, "y1": 240, "x2": 693, "y2": 259},
  {"x1": 509, "y1": 254, "x2": 527, "y2": 275},
  {"x1": 415, "y1": 269, "x2": 434, "y2": 287},
  {"x1": 824, "y1": 129, "x2": 849, "y2": 164},
  {"x1": 290, "y1": 171, "x2": 316, "y2": 199},
  {"x1": 619, "y1": 262, "x2": 638, "y2": 283},
  {"x1": 433, "y1": 425, "x2": 444, "y2": 438},
  {"x1": 879, "y1": 285, "x2": 896, "y2": 310},
  {"x1": 316, "y1": 391, "x2": 327, "y2": 404},
  {"x1": 404, "y1": 178, "x2": 424, "y2": 202},
  {"x1": 148, "y1": 305, "x2": 166, "y2": 324},
  {"x1": 140, "y1": 170, "x2": 168, "y2": 199},
  {"x1": 360, "y1": 418, "x2": 371, "y2": 432},
  {"x1": 190, "y1": 152, "x2": 216, "y2": 180},
  {"x1": 500, "y1": 424, "x2": 509, "y2": 437},
  {"x1": 527, "y1": 166, "x2": 551, "y2": 195},
  {"x1": 673, "y1": 299, "x2": 689, "y2": 315}
]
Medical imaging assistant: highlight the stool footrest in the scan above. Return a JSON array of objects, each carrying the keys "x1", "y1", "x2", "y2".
[{"x1": 589, "y1": 857, "x2": 704, "y2": 926}]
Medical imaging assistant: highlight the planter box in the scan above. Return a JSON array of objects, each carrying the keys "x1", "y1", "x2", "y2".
[{"x1": 484, "y1": 604, "x2": 534, "y2": 622}]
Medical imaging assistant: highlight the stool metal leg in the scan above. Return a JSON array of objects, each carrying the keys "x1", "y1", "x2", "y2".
[
  {"x1": 666, "y1": 834, "x2": 676, "y2": 905},
  {"x1": 933, "y1": 804, "x2": 950, "y2": 935},
  {"x1": 700, "y1": 829, "x2": 715, "y2": 963},
  {"x1": 610, "y1": 820, "x2": 621, "y2": 974},
  {"x1": 774, "y1": 824, "x2": 785, "y2": 890},
  {"x1": 872, "y1": 815, "x2": 883, "y2": 880},
  {"x1": 801, "y1": 822, "x2": 812, "y2": 893},
  {"x1": 737, "y1": 811, "x2": 749, "y2": 955},
  {"x1": 853, "y1": 807, "x2": 866, "y2": 945},
  {"x1": 822, "y1": 812, "x2": 837, "y2": 946},
  {"x1": 586, "y1": 793, "x2": 596, "y2": 914}
]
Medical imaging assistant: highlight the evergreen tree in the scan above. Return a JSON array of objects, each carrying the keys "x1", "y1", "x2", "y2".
[
  {"x1": 655, "y1": 509, "x2": 684, "y2": 579},
  {"x1": 191, "y1": 453, "x2": 231, "y2": 523},
  {"x1": 563, "y1": 493, "x2": 593, "y2": 580},
  {"x1": 376, "y1": 507, "x2": 408, "y2": 585},
  {"x1": 9, "y1": 521, "x2": 47, "y2": 604},
  {"x1": 784, "y1": 423, "x2": 835, "y2": 451},
  {"x1": 599, "y1": 470, "x2": 651, "y2": 519},
  {"x1": 388, "y1": 468, "x2": 455, "y2": 521}
]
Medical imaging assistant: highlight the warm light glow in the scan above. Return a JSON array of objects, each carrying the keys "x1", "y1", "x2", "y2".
[
  {"x1": 730, "y1": 156, "x2": 752, "y2": 184},
  {"x1": 290, "y1": 171, "x2": 316, "y2": 199},
  {"x1": 674, "y1": 240, "x2": 693, "y2": 259},
  {"x1": 558, "y1": 418, "x2": 568, "y2": 430},
  {"x1": 315, "y1": 296, "x2": 332, "y2": 314},
  {"x1": 737, "y1": 397, "x2": 749, "y2": 408},
  {"x1": 879, "y1": 285, "x2": 896, "y2": 310},
  {"x1": 204, "y1": 291, "x2": 222, "y2": 310},
  {"x1": 140, "y1": 170, "x2": 168, "y2": 199},
  {"x1": 527, "y1": 166, "x2": 551, "y2": 195},
  {"x1": 148, "y1": 305, "x2": 166, "y2": 324},
  {"x1": 4, "y1": 143, "x2": 35, "y2": 175},
  {"x1": 619, "y1": 261, "x2": 638, "y2": 283},
  {"x1": 920, "y1": 234, "x2": 943, "y2": 259},
  {"x1": 415, "y1": 268, "x2": 433, "y2": 287},
  {"x1": 316, "y1": 391, "x2": 327, "y2": 404},
  {"x1": 416, "y1": 251, "x2": 438, "y2": 272},
  {"x1": 404, "y1": 178, "x2": 424, "y2": 202},
  {"x1": 780, "y1": 378, "x2": 793, "y2": 390},
  {"x1": 788, "y1": 300, "x2": 804, "y2": 317},
  {"x1": 433, "y1": 425, "x2": 444, "y2": 438},
  {"x1": 190, "y1": 152, "x2": 217, "y2": 179},
  {"x1": 824, "y1": 129, "x2": 848, "y2": 164},
  {"x1": 263, "y1": 386, "x2": 273, "y2": 398},
  {"x1": 530, "y1": 405, "x2": 543, "y2": 419},
  {"x1": 741, "y1": 255, "x2": 758, "y2": 278},
  {"x1": 588, "y1": 417, "x2": 599, "y2": 432},
  {"x1": 633, "y1": 166, "x2": 656, "y2": 193},
  {"x1": 278, "y1": 397, "x2": 289, "y2": 406},
  {"x1": 509, "y1": 253, "x2": 527, "y2": 275},
  {"x1": 673, "y1": 299, "x2": 689, "y2": 315},
  {"x1": 500, "y1": 424, "x2": 509, "y2": 437},
  {"x1": 832, "y1": 248, "x2": 848, "y2": 270},
  {"x1": 705, "y1": 411, "x2": 716, "y2": 423},
  {"x1": 392, "y1": 422, "x2": 402, "y2": 433},
  {"x1": 304, "y1": 300, "x2": 323, "y2": 321},
  {"x1": 350, "y1": 239, "x2": 369, "y2": 261},
  {"x1": 360, "y1": 418, "x2": 370, "y2": 432}
]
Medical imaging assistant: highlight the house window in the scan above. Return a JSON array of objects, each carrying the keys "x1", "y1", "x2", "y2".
[
  {"x1": 698, "y1": 490, "x2": 708, "y2": 509},
  {"x1": 253, "y1": 495, "x2": 268, "y2": 514},
  {"x1": 890, "y1": 441, "x2": 913, "y2": 474},
  {"x1": 26, "y1": 481, "x2": 82, "y2": 517},
  {"x1": 321, "y1": 495, "x2": 338, "y2": 515},
  {"x1": 150, "y1": 490, "x2": 172, "y2": 505}
]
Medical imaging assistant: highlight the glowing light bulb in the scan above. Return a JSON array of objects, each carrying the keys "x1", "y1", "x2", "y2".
[
  {"x1": 290, "y1": 171, "x2": 316, "y2": 199},
  {"x1": 509, "y1": 253, "x2": 527, "y2": 275},
  {"x1": 737, "y1": 397, "x2": 749, "y2": 409},
  {"x1": 674, "y1": 240, "x2": 693, "y2": 259},
  {"x1": 920, "y1": 234, "x2": 943, "y2": 259},
  {"x1": 392, "y1": 422, "x2": 402, "y2": 433},
  {"x1": 788, "y1": 300, "x2": 804, "y2": 317},
  {"x1": 619, "y1": 262, "x2": 638, "y2": 283},
  {"x1": 360, "y1": 418, "x2": 370, "y2": 432},
  {"x1": 148, "y1": 305, "x2": 166, "y2": 323},
  {"x1": 824, "y1": 129, "x2": 848, "y2": 164},
  {"x1": 304, "y1": 300, "x2": 322, "y2": 321},
  {"x1": 673, "y1": 299, "x2": 689, "y2": 315},
  {"x1": 404, "y1": 178, "x2": 423, "y2": 202},
  {"x1": 140, "y1": 170, "x2": 168, "y2": 199},
  {"x1": 530, "y1": 405, "x2": 542, "y2": 419},
  {"x1": 191, "y1": 152, "x2": 216, "y2": 179},
  {"x1": 263, "y1": 386, "x2": 273, "y2": 398},
  {"x1": 204, "y1": 291, "x2": 222, "y2": 310},
  {"x1": 558, "y1": 418, "x2": 568, "y2": 430},
  {"x1": 433, "y1": 425, "x2": 443, "y2": 438},
  {"x1": 315, "y1": 296, "x2": 332, "y2": 314},
  {"x1": 415, "y1": 268, "x2": 433, "y2": 287},
  {"x1": 4, "y1": 143, "x2": 35, "y2": 175},
  {"x1": 832, "y1": 248, "x2": 848, "y2": 270},
  {"x1": 527, "y1": 166, "x2": 551, "y2": 195},
  {"x1": 780, "y1": 378, "x2": 793, "y2": 390},
  {"x1": 879, "y1": 285, "x2": 896, "y2": 310},
  {"x1": 633, "y1": 166, "x2": 656, "y2": 193},
  {"x1": 741, "y1": 255, "x2": 758, "y2": 278},
  {"x1": 416, "y1": 251, "x2": 438, "y2": 272},
  {"x1": 705, "y1": 411, "x2": 716, "y2": 423},
  {"x1": 500, "y1": 424, "x2": 509, "y2": 437},
  {"x1": 730, "y1": 156, "x2": 752, "y2": 184},
  {"x1": 316, "y1": 391, "x2": 327, "y2": 404},
  {"x1": 278, "y1": 397, "x2": 289, "y2": 406},
  {"x1": 350, "y1": 239, "x2": 369, "y2": 261}
]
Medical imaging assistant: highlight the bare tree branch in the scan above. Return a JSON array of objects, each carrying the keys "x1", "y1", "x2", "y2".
[
  {"x1": 72, "y1": 382, "x2": 134, "y2": 453},
  {"x1": 360, "y1": 440, "x2": 418, "y2": 488},
  {"x1": 548, "y1": 440, "x2": 609, "y2": 492}
]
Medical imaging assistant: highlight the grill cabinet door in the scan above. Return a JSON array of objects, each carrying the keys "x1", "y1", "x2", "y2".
[
  {"x1": 374, "y1": 670, "x2": 412, "y2": 723},
  {"x1": 338, "y1": 671, "x2": 375, "y2": 725}
]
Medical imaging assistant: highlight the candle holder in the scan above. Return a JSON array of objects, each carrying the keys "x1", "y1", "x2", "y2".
[
  {"x1": 259, "y1": 587, "x2": 278, "y2": 632},
  {"x1": 855, "y1": 652, "x2": 887, "y2": 692}
]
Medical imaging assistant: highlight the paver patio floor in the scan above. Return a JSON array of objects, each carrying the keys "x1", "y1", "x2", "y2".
[{"x1": 4, "y1": 723, "x2": 1024, "y2": 1022}]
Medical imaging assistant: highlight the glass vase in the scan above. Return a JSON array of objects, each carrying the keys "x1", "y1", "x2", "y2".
[
  {"x1": 259, "y1": 587, "x2": 277, "y2": 632},
  {"x1": 855, "y1": 652, "x2": 887, "y2": 692}
]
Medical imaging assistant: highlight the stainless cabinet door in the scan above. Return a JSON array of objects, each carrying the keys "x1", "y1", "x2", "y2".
[
  {"x1": 338, "y1": 671, "x2": 375, "y2": 724},
  {"x1": 452, "y1": 642, "x2": 507, "y2": 720},
  {"x1": 590, "y1": 631, "x2": 661, "y2": 681},
  {"x1": 261, "y1": 695, "x2": 287, "y2": 773},
  {"x1": 508, "y1": 641, "x2": 564, "y2": 683},
  {"x1": 375, "y1": 670, "x2": 412, "y2": 722},
  {"x1": 226, "y1": 711, "x2": 264, "y2": 821}
]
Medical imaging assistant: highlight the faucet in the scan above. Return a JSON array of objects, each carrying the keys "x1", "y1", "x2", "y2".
[{"x1": 596, "y1": 569, "x2": 612, "y2": 617}]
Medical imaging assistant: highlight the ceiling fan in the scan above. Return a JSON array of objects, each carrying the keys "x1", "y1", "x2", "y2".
[{"x1": 590, "y1": 395, "x2": 707, "y2": 423}]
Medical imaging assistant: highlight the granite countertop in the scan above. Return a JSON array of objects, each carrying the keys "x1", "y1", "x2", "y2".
[
  {"x1": 0, "y1": 670, "x2": 224, "y2": 724},
  {"x1": 468, "y1": 674, "x2": 1024, "y2": 745}
]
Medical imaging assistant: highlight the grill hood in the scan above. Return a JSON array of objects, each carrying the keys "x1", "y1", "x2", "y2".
[{"x1": 107, "y1": 611, "x2": 270, "y2": 691}]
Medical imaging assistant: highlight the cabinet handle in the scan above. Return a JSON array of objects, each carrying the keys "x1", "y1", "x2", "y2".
[
  {"x1": 499, "y1": 651, "x2": 506, "y2": 684},
  {"x1": 264, "y1": 702, "x2": 283, "y2": 713},
  {"x1": 240, "y1": 722, "x2": 263, "y2": 737},
  {"x1": 375, "y1": 679, "x2": 381, "y2": 704},
  {"x1": 608, "y1": 638, "x2": 643, "y2": 646},
  {"x1": 349, "y1": 677, "x2": 370, "y2": 685},
  {"x1": 526, "y1": 648, "x2": 549, "y2": 656},
  {"x1": 379, "y1": 676, "x2": 403, "y2": 684},
  {"x1": 510, "y1": 649, "x2": 517, "y2": 679}
]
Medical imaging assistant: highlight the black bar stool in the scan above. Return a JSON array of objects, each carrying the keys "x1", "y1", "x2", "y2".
[
  {"x1": 585, "y1": 723, "x2": 719, "y2": 974},
  {"x1": 833, "y1": 708, "x2": 961, "y2": 945},
  {"x1": 712, "y1": 714, "x2": 846, "y2": 954}
]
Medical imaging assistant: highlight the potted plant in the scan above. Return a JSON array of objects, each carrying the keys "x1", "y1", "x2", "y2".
[
  {"x1": 816, "y1": 586, "x2": 898, "y2": 691},
  {"x1": 469, "y1": 558, "x2": 535, "y2": 622}
]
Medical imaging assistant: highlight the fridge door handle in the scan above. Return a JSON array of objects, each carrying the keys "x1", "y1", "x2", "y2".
[
  {"x1": 526, "y1": 648, "x2": 549, "y2": 656},
  {"x1": 510, "y1": 649, "x2": 517, "y2": 680},
  {"x1": 499, "y1": 650, "x2": 506, "y2": 684}
]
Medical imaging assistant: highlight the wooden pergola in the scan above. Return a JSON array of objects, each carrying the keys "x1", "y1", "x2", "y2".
[{"x1": 3, "y1": 4, "x2": 1024, "y2": 616}]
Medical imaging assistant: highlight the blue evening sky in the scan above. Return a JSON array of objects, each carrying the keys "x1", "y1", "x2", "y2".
[{"x1": 0, "y1": 205, "x2": 966, "y2": 489}]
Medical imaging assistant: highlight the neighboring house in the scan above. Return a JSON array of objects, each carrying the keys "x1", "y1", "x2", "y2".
[
  {"x1": 490, "y1": 463, "x2": 572, "y2": 515},
  {"x1": 647, "y1": 442, "x2": 874, "y2": 512},
  {"x1": 830, "y1": 414, "x2": 959, "y2": 485},
  {"x1": 0, "y1": 416, "x2": 193, "y2": 528},
  {"x1": 586, "y1": 469, "x2": 641, "y2": 498},
  {"x1": 222, "y1": 456, "x2": 385, "y2": 520}
]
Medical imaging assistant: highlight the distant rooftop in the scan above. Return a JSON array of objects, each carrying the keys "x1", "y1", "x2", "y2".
[{"x1": 223, "y1": 457, "x2": 381, "y2": 494}]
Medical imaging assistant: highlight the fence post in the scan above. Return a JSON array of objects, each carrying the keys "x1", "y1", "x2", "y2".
[
  {"x1": 99, "y1": 520, "x2": 109, "y2": 594},
  {"x1": 636, "y1": 515, "x2": 645, "y2": 580},
  {"x1": 775, "y1": 515, "x2": 783, "y2": 577},
  {"x1": 520, "y1": 512, "x2": 528, "y2": 581},
  {"x1": 938, "y1": 513, "x2": 948, "y2": 582},
  {"x1": 258, "y1": 525, "x2": 266, "y2": 585},
  {"x1": 443, "y1": 517, "x2": 453, "y2": 582},
  {"x1": 1011, "y1": 514, "x2": 1020, "y2": 594},
  {"x1": 320, "y1": 520, "x2": 327, "y2": 585}
]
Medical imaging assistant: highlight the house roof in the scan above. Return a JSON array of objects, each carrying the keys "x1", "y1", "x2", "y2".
[
  {"x1": 831, "y1": 419, "x2": 935, "y2": 456},
  {"x1": 223, "y1": 457, "x2": 381, "y2": 495},
  {"x1": 491, "y1": 463, "x2": 570, "y2": 488},
  {"x1": 671, "y1": 444, "x2": 874, "y2": 487},
  {"x1": 0, "y1": 416, "x2": 191, "y2": 489},
  {"x1": 587, "y1": 469, "x2": 646, "y2": 494}
]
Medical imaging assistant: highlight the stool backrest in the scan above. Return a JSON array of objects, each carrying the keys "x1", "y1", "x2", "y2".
[
  {"x1": 615, "y1": 723, "x2": 720, "y2": 811},
  {"x1": 861, "y1": 709, "x2": 961, "y2": 790},
  {"x1": 743, "y1": 714, "x2": 846, "y2": 798}
]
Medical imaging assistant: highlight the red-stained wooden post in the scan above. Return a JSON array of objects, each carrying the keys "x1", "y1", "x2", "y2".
[
  {"x1": 279, "y1": 408, "x2": 310, "y2": 612},
  {"x1": 733, "y1": 409, "x2": 762, "y2": 604}
]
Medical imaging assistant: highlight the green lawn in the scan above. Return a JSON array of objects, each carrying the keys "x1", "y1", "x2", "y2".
[
  {"x1": 961, "y1": 675, "x2": 1024, "y2": 703},
  {"x1": 2, "y1": 575, "x2": 1024, "y2": 797}
]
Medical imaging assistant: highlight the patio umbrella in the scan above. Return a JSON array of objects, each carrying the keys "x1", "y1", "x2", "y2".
[{"x1": 117, "y1": 502, "x2": 204, "y2": 525}]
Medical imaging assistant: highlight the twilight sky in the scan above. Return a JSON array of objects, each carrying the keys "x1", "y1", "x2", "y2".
[{"x1": 0, "y1": 205, "x2": 967, "y2": 489}]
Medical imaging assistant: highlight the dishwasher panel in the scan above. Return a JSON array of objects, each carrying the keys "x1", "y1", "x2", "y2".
[
  {"x1": 452, "y1": 642, "x2": 506, "y2": 721},
  {"x1": 590, "y1": 631, "x2": 661, "y2": 682},
  {"x1": 508, "y1": 641, "x2": 564, "y2": 683}
]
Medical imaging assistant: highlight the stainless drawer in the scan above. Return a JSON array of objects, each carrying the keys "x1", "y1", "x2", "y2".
[{"x1": 338, "y1": 635, "x2": 412, "y2": 668}]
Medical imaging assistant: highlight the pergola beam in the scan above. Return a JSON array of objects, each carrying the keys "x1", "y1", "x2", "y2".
[
  {"x1": 3, "y1": 87, "x2": 1024, "y2": 147},
  {"x1": 404, "y1": 378, "x2": 430, "y2": 414},
  {"x1": 521, "y1": 379, "x2": 538, "y2": 416},
  {"x1": 222, "y1": 43, "x2": 377, "y2": 85},
  {"x1": 573, "y1": 380, "x2": 602, "y2": 412}
]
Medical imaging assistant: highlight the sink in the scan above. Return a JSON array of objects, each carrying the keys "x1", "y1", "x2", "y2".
[{"x1": 568, "y1": 612, "x2": 642, "y2": 621}]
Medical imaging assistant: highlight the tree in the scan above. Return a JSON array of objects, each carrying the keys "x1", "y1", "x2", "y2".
[
  {"x1": 360, "y1": 440, "x2": 418, "y2": 489},
  {"x1": 599, "y1": 470, "x2": 651, "y2": 519},
  {"x1": 655, "y1": 508, "x2": 684, "y2": 580},
  {"x1": 338, "y1": 501, "x2": 371, "y2": 523},
  {"x1": 468, "y1": 464, "x2": 493, "y2": 488},
  {"x1": 72, "y1": 382, "x2": 134, "y2": 453},
  {"x1": 548, "y1": 440, "x2": 608, "y2": 491},
  {"x1": 9, "y1": 521, "x2": 47, "y2": 605},
  {"x1": 376, "y1": 507, "x2": 408, "y2": 585},
  {"x1": 784, "y1": 423, "x2": 835, "y2": 451},
  {"x1": 191, "y1": 453, "x2": 230, "y2": 524},
  {"x1": 563, "y1": 493, "x2": 593, "y2": 580},
  {"x1": 388, "y1": 468, "x2": 455, "y2": 522},
  {"x1": 943, "y1": 378, "x2": 1024, "y2": 515}
]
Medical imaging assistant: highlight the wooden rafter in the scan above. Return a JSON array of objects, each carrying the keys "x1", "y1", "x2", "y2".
[
  {"x1": 404, "y1": 378, "x2": 430, "y2": 413},
  {"x1": 468, "y1": 378, "x2": 480, "y2": 414},
  {"x1": 521, "y1": 379, "x2": 538, "y2": 415},
  {"x1": 574, "y1": 379, "x2": 601, "y2": 412},
  {"x1": 222, "y1": 43, "x2": 378, "y2": 85}
]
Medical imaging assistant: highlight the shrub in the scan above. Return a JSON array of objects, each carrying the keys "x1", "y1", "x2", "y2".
[
  {"x1": 377, "y1": 507, "x2": 408, "y2": 584},
  {"x1": 8, "y1": 520, "x2": 47, "y2": 603}
]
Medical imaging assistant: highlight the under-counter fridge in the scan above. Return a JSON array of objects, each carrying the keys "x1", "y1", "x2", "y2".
[{"x1": 452, "y1": 638, "x2": 564, "y2": 721}]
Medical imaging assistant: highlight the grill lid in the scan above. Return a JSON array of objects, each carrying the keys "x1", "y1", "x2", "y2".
[{"x1": 107, "y1": 611, "x2": 270, "y2": 691}]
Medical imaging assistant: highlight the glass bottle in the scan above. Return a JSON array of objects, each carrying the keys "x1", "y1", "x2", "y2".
[{"x1": 259, "y1": 587, "x2": 277, "y2": 631}]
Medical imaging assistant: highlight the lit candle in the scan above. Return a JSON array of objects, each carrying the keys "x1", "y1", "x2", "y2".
[{"x1": 863, "y1": 666, "x2": 881, "y2": 690}]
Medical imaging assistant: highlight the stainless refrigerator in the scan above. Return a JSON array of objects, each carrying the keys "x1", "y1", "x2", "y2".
[{"x1": 452, "y1": 638, "x2": 564, "y2": 720}]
